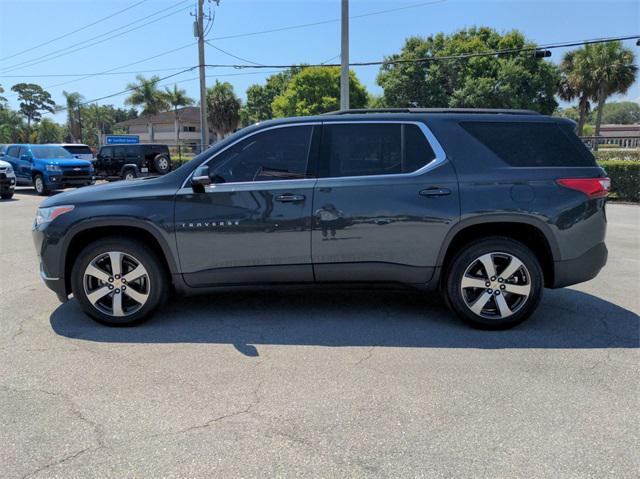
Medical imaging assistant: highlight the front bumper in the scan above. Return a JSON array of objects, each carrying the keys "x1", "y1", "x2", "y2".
[
  {"x1": 39, "y1": 262, "x2": 68, "y2": 303},
  {"x1": 33, "y1": 224, "x2": 69, "y2": 303},
  {"x1": 552, "y1": 242, "x2": 608, "y2": 288},
  {"x1": 46, "y1": 174, "x2": 93, "y2": 188},
  {"x1": 0, "y1": 173, "x2": 16, "y2": 191}
]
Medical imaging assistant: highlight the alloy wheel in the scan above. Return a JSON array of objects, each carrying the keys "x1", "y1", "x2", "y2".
[
  {"x1": 83, "y1": 251, "x2": 150, "y2": 317},
  {"x1": 460, "y1": 252, "x2": 531, "y2": 319},
  {"x1": 34, "y1": 176, "x2": 44, "y2": 193}
]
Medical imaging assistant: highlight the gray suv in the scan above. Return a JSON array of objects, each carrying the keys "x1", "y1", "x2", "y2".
[{"x1": 33, "y1": 109, "x2": 609, "y2": 329}]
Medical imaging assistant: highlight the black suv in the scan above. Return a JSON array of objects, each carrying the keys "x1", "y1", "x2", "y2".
[
  {"x1": 95, "y1": 144, "x2": 171, "y2": 180},
  {"x1": 33, "y1": 109, "x2": 609, "y2": 329}
]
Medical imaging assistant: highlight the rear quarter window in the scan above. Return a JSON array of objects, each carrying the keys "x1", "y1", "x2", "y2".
[
  {"x1": 460, "y1": 121, "x2": 597, "y2": 167},
  {"x1": 64, "y1": 145, "x2": 93, "y2": 155}
]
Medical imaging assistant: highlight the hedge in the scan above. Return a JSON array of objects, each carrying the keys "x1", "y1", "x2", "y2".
[
  {"x1": 594, "y1": 149, "x2": 640, "y2": 162},
  {"x1": 597, "y1": 159, "x2": 640, "y2": 202}
]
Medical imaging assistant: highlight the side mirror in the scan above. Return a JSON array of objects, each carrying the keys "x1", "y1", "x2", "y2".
[
  {"x1": 21, "y1": 154, "x2": 31, "y2": 161},
  {"x1": 191, "y1": 165, "x2": 211, "y2": 193}
]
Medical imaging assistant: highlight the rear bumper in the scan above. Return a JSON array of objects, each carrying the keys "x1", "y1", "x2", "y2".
[{"x1": 552, "y1": 242, "x2": 608, "y2": 288}]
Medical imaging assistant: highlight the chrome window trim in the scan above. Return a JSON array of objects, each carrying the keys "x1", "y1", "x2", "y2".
[
  {"x1": 180, "y1": 119, "x2": 447, "y2": 190},
  {"x1": 317, "y1": 120, "x2": 447, "y2": 181},
  {"x1": 180, "y1": 122, "x2": 321, "y2": 189}
]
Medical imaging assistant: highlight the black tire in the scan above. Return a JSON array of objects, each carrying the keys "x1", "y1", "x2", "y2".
[
  {"x1": 153, "y1": 154, "x2": 171, "y2": 174},
  {"x1": 1, "y1": 190, "x2": 13, "y2": 199},
  {"x1": 33, "y1": 174, "x2": 50, "y2": 196},
  {"x1": 122, "y1": 168, "x2": 136, "y2": 181},
  {"x1": 444, "y1": 237, "x2": 543, "y2": 330},
  {"x1": 71, "y1": 237, "x2": 168, "y2": 326}
]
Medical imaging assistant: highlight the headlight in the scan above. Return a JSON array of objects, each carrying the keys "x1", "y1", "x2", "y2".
[
  {"x1": 46, "y1": 164, "x2": 62, "y2": 172},
  {"x1": 35, "y1": 205, "x2": 74, "y2": 226}
]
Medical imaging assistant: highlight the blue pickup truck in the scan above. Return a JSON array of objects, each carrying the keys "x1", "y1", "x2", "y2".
[{"x1": 3, "y1": 144, "x2": 94, "y2": 195}]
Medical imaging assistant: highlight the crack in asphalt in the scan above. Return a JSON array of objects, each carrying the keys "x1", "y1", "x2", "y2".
[{"x1": 0, "y1": 385, "x2": 106, "y2": 479}]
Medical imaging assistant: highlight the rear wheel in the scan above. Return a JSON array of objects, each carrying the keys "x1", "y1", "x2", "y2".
[
  {"x1": 122, "y1": 168, "x2": 136, "y2": 181},
  {"x1": 444, "y1": 237, "x2": 543, "y2": 329},
  {"x1": 71, "y1": 238, "x2": 167, "y2": 326},
  {"x1": 33, "y1": 174, "x2": 49, "y2": 196},
  {"x1": 153, "y1": 154, "x2": 171, "y2": 174}
]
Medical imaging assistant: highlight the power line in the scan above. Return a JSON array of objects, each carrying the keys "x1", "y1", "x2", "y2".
[
  {"x1": 0, "y1": 0, "x2": 445, "y2": 89},
  {"x1": 27, "y1": 34, "x2": 640, "y2": 114},
  {"x1": 197, "y1": 34, "x2": 640, "y2": 70},
  {"x1": 0, "y1": 0, "x2": 193, "y2": 73},
  {"x1": 205, "y1": 41, "x2": 265, "y2": 66},
  {"x1": 0, "y1": 0, "x2": 149, "y2": 62},
  {"x1": 0, "y1": 67, "x2": 195, "y2": 78},
  {"x1": 209, "y1": 0, "x2": 448, "y2": 42}
]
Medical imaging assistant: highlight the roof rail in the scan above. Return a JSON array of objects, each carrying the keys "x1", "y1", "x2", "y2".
[{"x1": 324, "y1": 108, "x2": 541, "y2": 116}]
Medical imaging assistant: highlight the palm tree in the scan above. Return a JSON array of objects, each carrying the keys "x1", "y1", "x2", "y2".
[
  {"x1": 558, "y1": 51, "x2": 593, "y2": 136},
  {"x1": 124, "y1": 75, "x2": 169, "y2": 116},
  {"x1": 206, "y1": 80, "x2": 241, "y2": 141},
  {"x1": 61, "y1": 91, "x2": 83, "y2": 142},
  {"x1": 580, "y1": 42, "x2": 637, "y2": 141},
  {"x1": 163, "y1": 85, "x2": 194, "y2": 155}
]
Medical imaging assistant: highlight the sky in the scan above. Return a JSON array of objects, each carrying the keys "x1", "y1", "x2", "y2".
[{"x1": 0, "y1": 0, "x2": 638, "y2": 122}]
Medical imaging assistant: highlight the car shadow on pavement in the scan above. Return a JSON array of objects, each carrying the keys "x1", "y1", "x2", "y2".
[{"x1": 50, "y1": 287, "x2": 638, "y2": 355}]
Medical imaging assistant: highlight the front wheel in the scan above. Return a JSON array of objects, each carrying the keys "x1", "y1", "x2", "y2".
[
  {"x1": 71, "y1": 238, "x2": 168, "y2": 326},
  {"x1": 444, "y1": 237, "x2": 543, "y2": 330},
  {"x1": 33, "y1": 174, "x2": 50, "y2": 196},
  {"x1": 1, "y1": 191, "x2": 13, "y2": 199}
]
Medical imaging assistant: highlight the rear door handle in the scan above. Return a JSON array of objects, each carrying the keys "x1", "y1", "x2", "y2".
[
  {"x1": 420, "y1": 187, "x2": 451, "y2": 197},
  {"x1": 275, "y1": 194, "x2": 305, "y2": 203}
]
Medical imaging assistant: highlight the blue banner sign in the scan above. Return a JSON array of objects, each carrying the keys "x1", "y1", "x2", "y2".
[{"x1": 106, "y1": 135, "x2": 139, "y2": 144}]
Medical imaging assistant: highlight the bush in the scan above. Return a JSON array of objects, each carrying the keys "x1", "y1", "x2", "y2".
[
  {"x1": 594, "y1": 149, "x2": 640, "y2": 162},
  {"x1": 597, "y1": 159, "x2": 640, "y2": 201}
]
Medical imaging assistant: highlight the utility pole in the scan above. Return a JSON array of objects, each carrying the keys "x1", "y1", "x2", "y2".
[
  {"x1": 340, "y1": 0, "x2": 349, "y2": 111},
  {"x1": 196, "y1": 0, "x2": 209, "y2": 151}
]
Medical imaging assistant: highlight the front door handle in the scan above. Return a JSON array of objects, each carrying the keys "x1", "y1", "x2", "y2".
[
  {"x1": 275, "y1": 194, "x2": 305, "y2": 203},
  {"x1": 420, "y1": 187, "x2": 451, "y2": 197}
]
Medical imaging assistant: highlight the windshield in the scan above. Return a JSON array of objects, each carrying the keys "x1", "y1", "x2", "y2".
[
  {"x1": 31, "y1": 146, "x2": 74, "y2": 159},
  {"x1": 63, "y1": 145, "x2": 93, "y2": 155}
]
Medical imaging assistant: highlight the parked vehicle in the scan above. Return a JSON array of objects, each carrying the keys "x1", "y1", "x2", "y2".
[
  {"x1": 0, "y1": 144, "x2": 8, "y2": 157},
  {"x1": 56, "y1": 143, "x2": 95, "y2": 162},
  {"x1": 95, "y1": 144, "x2": 171, "y2": 180},
  {"x1": 3, "y1": 144, "x2": 94, "y2": 195},
  {"x1": 0, "y1": 159, "x2": 16, "y2": 199},
  {"x1": 33, "y1": 109, "x2": 609, "y2": 328}
]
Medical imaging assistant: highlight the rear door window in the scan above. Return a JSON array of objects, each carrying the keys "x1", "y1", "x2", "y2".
[
  {"x1": 64, "y1": 145, "x2": 93, "y2": 155},
  {"x1": 460, "y1": 121, "x2": 597, "y2": 167},
  {"x1": 100, "y1": 147, "x2": 113, "y2": 158},
  {"x1": 321, "y1": 123, "x2": 436, "y2": 178}
]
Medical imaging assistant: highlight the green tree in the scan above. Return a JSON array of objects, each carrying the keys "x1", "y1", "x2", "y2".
[
  {"x1": 243, "y1": 68, "x2": 303, "y2": 123},
  {"x1": 581, "y1": 42, "x2": 637, "y2": 139},
  {"x1": 0, "y1": 85, "x2": 7, "y2": 108},
  {"x1": 0, "y1": 108, "x2": 26, "y2": 142},
  {"x1": 163, "y1": 84, "x2": 194, "y2": 148},
  {"x1": 124, "y1": 75, "x2": 169, "y2": 115},
  {"x1": 35, "y1": 118, "x2": 64, "y2": 143},
  {"x1": 591, "y1": 101, "x2": 640, "y2": 124},
  {"x1": 377, "y1": 27, "x2": 558, "y2": 114},
  {"x1": 62, "y1": 91, "x2": 84, "y2": 142},
  {"x1": 206, "y1": 80, "x2": 241, "y2": 141},
  {"x1": 272, "y1": 67, "x2": 368, "y2": 117},
  {"x1": 10, "y1": 83, "x2": 56, "y2": 133},
  {"x1": 559, "y1": 50, "x2": 593, "y2": 135}
]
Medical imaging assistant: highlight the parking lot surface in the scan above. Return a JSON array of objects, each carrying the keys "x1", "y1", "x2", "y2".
[{"x1": 1, "y1": 187, "x2": 638, "y2": 478}]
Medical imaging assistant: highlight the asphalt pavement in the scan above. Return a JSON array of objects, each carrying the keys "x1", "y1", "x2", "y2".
[{"x1": 1, "y1": 187, "x2": 638, "y2": 478}]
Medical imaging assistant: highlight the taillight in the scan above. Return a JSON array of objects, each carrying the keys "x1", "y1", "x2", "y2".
[{"x1": 556, "y1": 177, "x2": 610, "y2": 199}]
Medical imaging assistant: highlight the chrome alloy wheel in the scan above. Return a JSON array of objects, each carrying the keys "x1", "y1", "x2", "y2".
[
  {"x1": 83, "y1": 251, "x2": 150, "y2": 317},
  {"x1": 460, "y1": 252, "x2": 532, "y2": 319},
  {"x1": 34, "y1": 176, "x2": 44, "y2": 193}
]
